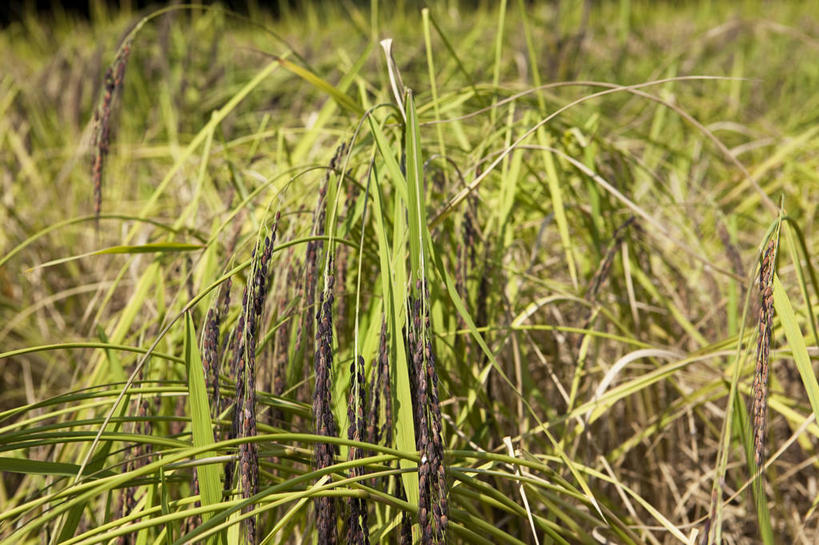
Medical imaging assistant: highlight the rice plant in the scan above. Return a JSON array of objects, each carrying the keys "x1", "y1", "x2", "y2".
[{"x1": 2, "y1": 2, "x2": 819, "y2": 544}]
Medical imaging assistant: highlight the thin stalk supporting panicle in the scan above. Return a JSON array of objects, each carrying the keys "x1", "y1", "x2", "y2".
[
  {"x1": 223, "y1": 215, "x2": 279, "y2": 545},
  {"x1": 408, "y1": 281, "x2": 448, "y2": 545},
  {"x1": 346, "y1": 355, "x2": 370, "y2": 545},
  {"x1": 91, "y1": 40, "x2": 131, "y2": 225},
  {"x1": 752, "y1": 235, "x2": 777, "y2": 470},
  {"x1": 314, "y1": 267, "x2": 339, "y2": 544}
]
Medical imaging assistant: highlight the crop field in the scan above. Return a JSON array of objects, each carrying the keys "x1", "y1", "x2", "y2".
[{"x1": 1, "y1": 1, "x2": 818, "y2": 544}]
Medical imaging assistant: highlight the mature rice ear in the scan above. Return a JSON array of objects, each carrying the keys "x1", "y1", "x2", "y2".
[
  {"x1": 203, "y1": 278, "x2": 231, "y2": 437},
  {"x1": 408, "y1": 281, "x2": 448, "y2": 545},
  {"x1": 270, "y1": 247, "x2": 297, "y2": 427},
  {"x1": 295, "y1": 142, "x2": 348, "y2": 387},
  {"x1": 752, "y1": 234, "x2": 777, "y2": 470},
  {"x1": 575, "y1": 216, "x2": 637, "y2": 353},
  {"x1": 219, "y1": 215, "x2": 278, "y2": 545},
  {"x1": 366, "y1": 320, "x2": 392, "y2": 448},
  {"x1": 183, "y1": 471, "x2": 202, "y2": 535},
  {"x1": 346, "y1": 355, "x2": 370, "y2": 545},
  {"x1": 115, "y1": 399, "x2": 152, "y2": 545},
  {"x1": 242, "y1": 216, "x2": 279, "y2": 545},
  {"x1": 314, "y1": 264, "x2": 338, "y2": 545},
  {"x1": 334, "y1": 173, "x2": 361, "y2": 332},
  {"x1": 91, "y1": 40, "x2": 131, "y2": 227},
  {"x1": 399, "y1": 511, "x2": 413, "y2": 545},
  {"x1": 453, "y1": 202, "x2": 479, "y2": 372}
]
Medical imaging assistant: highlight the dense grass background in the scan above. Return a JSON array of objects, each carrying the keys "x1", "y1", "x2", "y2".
[{"x1": 2, "y1": 1, "x2": 819, "y2": 543}]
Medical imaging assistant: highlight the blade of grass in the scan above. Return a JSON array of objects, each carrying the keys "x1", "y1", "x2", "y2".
[{"x1": 184, "y1": 312, "x2": 222, "y2": 532}]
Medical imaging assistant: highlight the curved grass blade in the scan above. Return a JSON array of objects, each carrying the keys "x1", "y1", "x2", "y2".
[{"x1": 28, "y1": 243, "x2": 203, "y2": 272}]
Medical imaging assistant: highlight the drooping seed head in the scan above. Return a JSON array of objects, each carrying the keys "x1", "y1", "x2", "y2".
[
  {"x1": 91, "y1": 41, "x2": 131, "y2": 225},
  {"x1": 752, "y1": 234, "x2": 777, "y2": 470}
]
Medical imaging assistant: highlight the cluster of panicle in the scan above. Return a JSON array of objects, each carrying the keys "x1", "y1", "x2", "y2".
[
  {"x1": 184, "y1": 471, "x2": 201, "y2": 535},
  {"x1": 91, "y1": 41, "x2": 131, "y2": 224},
  {"x1": 171, "y1": 395, "x2": 187, "y2": 436},
  {"x1": 576, "y1": 216, "x2": 637, "y2": 351},
  {"x1": 314, "y1": 269, "x2": 339, "y2": 545},
  {"x1": 454, "y1": 206, "x2": 480, "y2": 378},
  {"x1": 270, "y1": 250, "x2": 297, "y2": 427},
  {"x1": 400, "y1": 511, "x2": 413, "y2": 545},
  {"x1": 392, "y1": 479, "x2": 413, "y2": 545},
  {"x1": 115, "y1": 399, "x2": 153, "y2": 545},
  {"x1": 752, "y1": 235, "x2": 776, "y2": 469},
  {"x1": 224, "y1": 284, "x2": 248, "y2": 490},
  {"x1": 454, "y1": 204, "x2": 478, "y2": 303},
  {"x1": 185, "y1": 256, "x2": 196, "y2": 305},
  {"x1": 467, "y1": 177, "x2": 488, "y2": 333},
  {"x1": 717, "y1": 223, "x2": 745, "y2": 279},
  {"x1": 203, "y1": 279, "x2": 232, "y2": 438},
  {"x1": 226, "y1": 211, "x2": 245, "y2": 258},
  {"x1": 334, "y1": 176, "x2": 360, "y2": 331},
  {"x1": 408, "y1": 281, "x2": 448, "y2": 544},
  {"x1": 346, "y1": 355, "x2": 370, "y2": 545},
  {"x1": 474, "y1": 245, "x2": 491, "y2": 342},
  {"x1": 295, "y1": 142, "x2": 347, "y2": 383},
  {"x1": 224, "y1": 216, "x2": 279, "y2": 545},
  {"x1": 586, "y1": 216, "x2": 636, "y2": 303},
  {"x1": 366, "y1": 320, "x2": 392, "y2": 448}
]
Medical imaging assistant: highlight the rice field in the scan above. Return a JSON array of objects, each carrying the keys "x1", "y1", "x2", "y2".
[{"x1": 1, "y1": 1, "x2": 819, "y2": 544}]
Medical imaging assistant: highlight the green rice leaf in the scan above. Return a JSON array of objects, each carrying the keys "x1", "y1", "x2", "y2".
[
  {"x1": 772, "y1": 275, "x2": 819, "y2": 426},
  {"x1": 184, "y1": 312, "x2": 222, "y2": 532}
]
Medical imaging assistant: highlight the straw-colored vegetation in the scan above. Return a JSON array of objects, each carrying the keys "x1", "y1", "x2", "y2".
[{"x1": 2, "y1": 1, "x2": 818, "y2": 544}]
